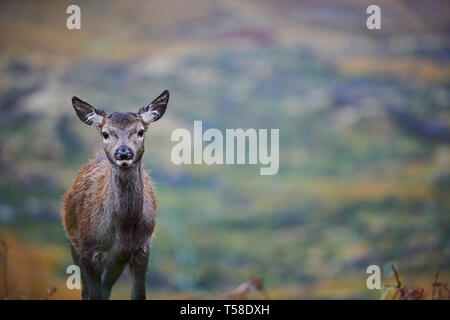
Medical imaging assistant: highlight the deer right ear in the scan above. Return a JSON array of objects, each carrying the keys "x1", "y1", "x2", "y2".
[
  {"x1": 72, "y1": 97, "x2": 106, "y2": 127},
  {"x1": 138, "y1": 90, "x2": 169, "y2": 124}
]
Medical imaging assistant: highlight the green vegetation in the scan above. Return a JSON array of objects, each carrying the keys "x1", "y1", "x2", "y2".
[{"x1": 0, "y1": 0, "x2": 449, "y2": 299}]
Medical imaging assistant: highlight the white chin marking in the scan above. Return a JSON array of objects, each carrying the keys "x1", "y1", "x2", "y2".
[{"x1": 116, "y1": 160, "x2": 133, "y2": 167}]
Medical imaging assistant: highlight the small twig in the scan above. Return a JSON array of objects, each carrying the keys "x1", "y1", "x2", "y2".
[
  {"x1": 391, "y1": 265, "x2": 405, "y2": 299},
  {"x1": 403, "y1": 288, "x2": 423, "y2": 300},
  {"x1": 431, "y1": 268, "x2": 449, "y2": 300},
  {"x1": 0, "y1": 240, "x2": 8, "y2": 299},
  {"x1": 445, "y1": 284, "x2": 450, "y2": 300},
  {"x1": 40, "y1": 287, "x2": 57, "y2": 300},
  {"x1": 432, "y1": 268, "x2": 440, "y2": 300},
  {"x1": 251, "y1": 277, "x2": 271, "y2": 300},
  {"x1": 226, "y1": 277, "x2": 271, "y2": 300},
  {"x1": 386, "y1": 265, "x2": 426, "y2": 300}
]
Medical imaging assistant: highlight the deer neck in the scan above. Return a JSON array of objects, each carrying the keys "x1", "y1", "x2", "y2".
[{"x1": 106, "y1": 161, "x2": 144, "y2": 220}]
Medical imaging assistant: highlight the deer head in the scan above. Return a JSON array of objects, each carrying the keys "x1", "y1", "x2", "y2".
[{"x1": 71, "y1": 90, "x2": 169, "y2": 168}]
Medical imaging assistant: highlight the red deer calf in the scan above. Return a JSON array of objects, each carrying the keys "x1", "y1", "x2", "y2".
[{"x1": 62, "y1": 90, "x2": 169, "y2": 300}]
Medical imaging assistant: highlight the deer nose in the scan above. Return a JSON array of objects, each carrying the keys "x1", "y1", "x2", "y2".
[{"x1": 114, "y1": 145, "x2": 134, "y2": 160}]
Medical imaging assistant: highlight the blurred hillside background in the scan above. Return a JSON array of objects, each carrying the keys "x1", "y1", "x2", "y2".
[{"x1": 0, "y1": 0, "x2": 449, "y2": 299}]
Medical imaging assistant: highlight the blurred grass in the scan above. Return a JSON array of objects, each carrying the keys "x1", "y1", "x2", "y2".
[{"x1": 0, "y1": 0, "x2": 449, "y2": 299}]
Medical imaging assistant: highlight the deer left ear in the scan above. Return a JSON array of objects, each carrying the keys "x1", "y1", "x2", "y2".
[
  {"x1": 72, "y1": 96, "x2": 106, "y2": 127},
  {"x1": 138, "y1": 90, "x2": 169, "y2": 124}
]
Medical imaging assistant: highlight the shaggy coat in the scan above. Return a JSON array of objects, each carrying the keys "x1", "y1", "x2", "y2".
[{"x1": 61, "y1": 90, "x2": 168, "y2": 300}]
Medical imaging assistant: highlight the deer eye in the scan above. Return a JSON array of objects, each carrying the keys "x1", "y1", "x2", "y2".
[
  {"x1": 102, "y1": 132, "x2": 109, "y2": 139},
  {"x1": 137, "y1": 130, "x2": 145, "y2": 137}
]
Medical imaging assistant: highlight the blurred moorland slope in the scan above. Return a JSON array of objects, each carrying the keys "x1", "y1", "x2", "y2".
[{"x1": 0, "y1": 0, "x2": 449, "y2": 299}]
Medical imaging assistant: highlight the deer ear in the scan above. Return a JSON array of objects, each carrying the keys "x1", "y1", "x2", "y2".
[
  {"x1": 138, "y1": 90, "x2": 169, "y2": 124},
  {"x1": 72, "y1": 96, "x2": 106, "y2": 126}
]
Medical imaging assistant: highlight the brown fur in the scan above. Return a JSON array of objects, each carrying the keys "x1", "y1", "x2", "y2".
[
  {"x1": 62, "y1": 154, "x2": 157, "y2": 252},
  {"x1": 62, "y1": 90, "x2": 168, "y2": 300}
]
